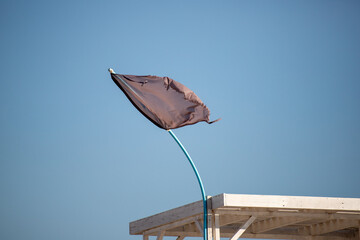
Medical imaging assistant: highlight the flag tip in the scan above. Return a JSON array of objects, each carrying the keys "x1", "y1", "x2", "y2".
[{"x1": 108, "y1": 68, "x2": 115, "y2": 74}]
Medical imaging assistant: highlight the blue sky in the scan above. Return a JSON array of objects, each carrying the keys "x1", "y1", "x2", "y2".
[{"x1": 1, "y1": 1, "x2": 359, "y2": 240}]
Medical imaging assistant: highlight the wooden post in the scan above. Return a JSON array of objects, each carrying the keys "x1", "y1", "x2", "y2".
[
  {"x1": 213, "y1": 214, "x2": 220, "y2": 240},
  {"x1": 207, "y1": 212, "x2": 213, "y2": 240}
]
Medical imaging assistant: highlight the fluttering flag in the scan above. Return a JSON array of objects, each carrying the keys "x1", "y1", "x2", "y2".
[
  {"x1": 110, "y1": 71, "x2": 220, "y2": 130},
  {"x1": 109, "y1": 69, "x2": 216, "y2": 240}
]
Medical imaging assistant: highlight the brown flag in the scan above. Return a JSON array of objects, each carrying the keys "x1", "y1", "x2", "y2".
[{"x1": 110, "y1": 73, "x2": 219, "y2": 130}]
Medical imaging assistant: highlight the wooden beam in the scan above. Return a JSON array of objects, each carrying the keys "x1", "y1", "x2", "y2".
[
  {"x1": 298, "y1": 219, "x2": 359, "y2": 235},
  {"x1": 229, "y1": 216, "x2": 256, "y2": 240},
  {"x1": 212, "y1": 194, "x2": 360, "y2": 212},
  {"x1": 251, "y1": 216, "x2": 308, "y2": 233}
]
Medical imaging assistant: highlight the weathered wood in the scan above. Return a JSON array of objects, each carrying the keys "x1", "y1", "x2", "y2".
[{"x1": 229, "y1": 216, "x2": 256, "y2": 240}]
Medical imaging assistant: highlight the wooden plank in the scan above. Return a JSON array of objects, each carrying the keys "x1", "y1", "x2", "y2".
[
  {"x1": 251, "y1": 216, "x2": 309, "y2": 233},
  {"x1": 130, "y1": 200, "x2": 203, "y2": 234},
  {"x1": 229, "y1": 216, "x2": 256, "y2": 240},
  {"x1": 221, "y1": 194, "x2": 360, "y2": 212}
]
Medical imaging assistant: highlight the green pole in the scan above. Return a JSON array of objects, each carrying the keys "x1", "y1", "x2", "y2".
[{"x1": 167, "y1": 129, "x2": 207, "y2": 240}]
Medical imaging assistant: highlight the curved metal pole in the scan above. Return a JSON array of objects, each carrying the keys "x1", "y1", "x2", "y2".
[{"x1": 167, "y1": 129, "x2": 207, "y2": 240}]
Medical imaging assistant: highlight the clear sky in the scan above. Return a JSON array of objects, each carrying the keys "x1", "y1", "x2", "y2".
[{"x1": 1, "y1": 1, "x2": 359, "y2": 240}]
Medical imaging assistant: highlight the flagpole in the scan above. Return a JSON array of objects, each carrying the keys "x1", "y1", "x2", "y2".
[
  {"x1": 109, "y1": 68, "x2": 208, "y2": 240},
  {"x1": 167, "y1": 129, "x2": 208, "y2": 240}
]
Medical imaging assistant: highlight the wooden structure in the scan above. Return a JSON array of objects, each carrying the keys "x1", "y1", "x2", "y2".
[{"x1": 130, "y1": 193, "x2": 360, "y2": 240}]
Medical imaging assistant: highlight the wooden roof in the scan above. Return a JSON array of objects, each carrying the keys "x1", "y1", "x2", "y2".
[{"x1": 130, "y1": 193, "x2": 360, "y2": 240}]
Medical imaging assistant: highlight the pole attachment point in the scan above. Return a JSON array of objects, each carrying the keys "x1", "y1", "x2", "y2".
[{"x1": 108, "y1": 68, "x2": 115, "y2": 74}]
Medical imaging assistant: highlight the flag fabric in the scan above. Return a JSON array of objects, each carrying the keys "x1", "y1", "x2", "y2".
[{"x1": 110, "y1": 73, "x2": 219, "y2": 130}]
